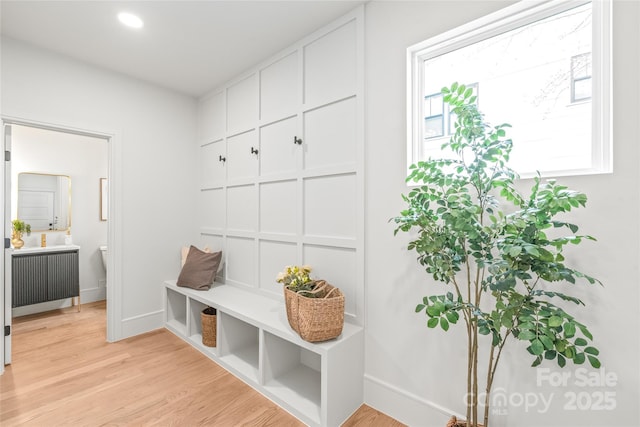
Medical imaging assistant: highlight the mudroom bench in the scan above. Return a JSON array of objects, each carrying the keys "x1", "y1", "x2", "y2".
[{"x1": 162, "y1": 280, "x2": 364, "y2": 427}]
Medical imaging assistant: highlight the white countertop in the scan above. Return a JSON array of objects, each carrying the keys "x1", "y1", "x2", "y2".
[{"x1": 12, "y1": 244, "x2": 81, "y2": 255}]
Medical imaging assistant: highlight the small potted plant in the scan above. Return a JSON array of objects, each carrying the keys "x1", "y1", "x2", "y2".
[
  {"x1": 276, "y1": 265, "x2": 316, "y2": 296},
  {"x1": 11, "y1": 219, "x2": 31, "y2": 249}
]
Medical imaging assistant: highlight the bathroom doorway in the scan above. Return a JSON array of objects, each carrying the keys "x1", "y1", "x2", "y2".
[{"x1": 2, "y1": 118, "x2": 117, "y2": 367}]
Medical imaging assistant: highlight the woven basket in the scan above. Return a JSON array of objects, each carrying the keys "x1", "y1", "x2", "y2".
[
  {"x1": 284, "y1": 286, "x2": 300, "y2": 332},
  {"x1": 201, "y1": 307, "x2": 217, "y2": 347},
  {"x1": 291, "y1": 280, "x2": 344, "y2": 342}
]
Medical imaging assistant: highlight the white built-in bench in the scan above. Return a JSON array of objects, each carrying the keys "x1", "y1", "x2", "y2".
[{"x1": 163, "y1": 280, "x2": 364, "y2": 427}]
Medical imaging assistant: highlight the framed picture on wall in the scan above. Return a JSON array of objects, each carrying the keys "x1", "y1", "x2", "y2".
[{"x1": 100, "y1": 178, "x2": 108, "y2": 221}]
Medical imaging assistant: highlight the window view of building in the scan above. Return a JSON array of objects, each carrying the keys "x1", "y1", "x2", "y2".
[
  {"x1": 409, "y1": 1, "x2": 610, "y2": 177},
  {"x1": 423, "y1": 92, "x2": 444, "y2": 138},
  {"x1": 571, "y1": 52, "x2": 592, "y2": 103}
]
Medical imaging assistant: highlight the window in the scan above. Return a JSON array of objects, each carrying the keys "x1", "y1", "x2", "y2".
[
  {"x1": 424, "y1": 93, "x2": 444, "y2": 138},
  {"x1": 407, "y1": 0, "x2": 612, "y2": 178},
  {"x1": 571, "y1": 53, "x2": 592, "y2": 102}
]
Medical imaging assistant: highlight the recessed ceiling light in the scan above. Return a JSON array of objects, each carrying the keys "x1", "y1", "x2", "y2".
[{"x1": 118, "y1": 12, "x2": 144, "y2": 29}]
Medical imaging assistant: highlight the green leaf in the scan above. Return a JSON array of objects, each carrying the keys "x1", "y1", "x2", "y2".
[
  {"x1": 587, "y1": 355, "x2": 601, "y2": 369},
  {"x1": 531, "y1": 355, "x2": 543, "y2": 367},
  {"x1": 509, "y1": 246, "x2": 522, "y2": 257},
  {"x1": 501, "y1": 315, "x2": 513, "y2": 329},
  {"x1": 557, "y1": 354, "x2": 567, "y2": 368},
  {"x1": 577, "y1": 324, "x2": 594, "y2": 340},
  {"x1": 523, "y1": 246, "x2": 540, "y2": 257},
  {"x1": 555, "y1": 340, "x2": 567, "y2": 353},
  {"x1": 440, "y1": 317, "x2": 450, "y2": 331},
  {"x1": 492, "y1": 331, "x2": 500, "y2": 346},
  {"x1": 539, "y1": 335, "x2": 554, "y2": 350},
  {"x1": 427, "y1": 317, "x2": 439, "y2": 328},
  {"x1": 446, "y1": 311, "x2": 459, "y2": 324},
  {"x1": 517, "y1": 330, "x2": 536, "y2": 341},
  {"x1": 426, "y1": 305, "x2": 440, "y2": 317},
  {"x1": 574, "y1": 352, "x2": 586, "y2": 364},
  {"x1": 530, "y1": 339, "x2": 545, "y2": 355},
  {"x1": 519, "y1": 322, "x2": 536, "y2": 330},
  {"x1": 548, "y1": 316, "x2": 563, "y2": 327},
  {"x1": 564, "y1": 322, "x2": 576, "y2": 338},
  {"x1": 415, "y1": 304, "x2": 425, "y2": 313},
  {"x1": 564, "y1": 346, "x2": 575, "y2": 359},
  {"x1": 575, "y1": 338, "x2": 588, "y2": 347},
  {"x1": 584, "y1": 346, "x2": 599, "y2": 356}
]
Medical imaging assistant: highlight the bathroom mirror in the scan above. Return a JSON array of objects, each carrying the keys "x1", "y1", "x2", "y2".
[{"x1": 17, "y1": 173, "x2": 71, "y2": 232}]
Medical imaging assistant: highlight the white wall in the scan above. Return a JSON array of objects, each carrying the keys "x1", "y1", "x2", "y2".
[
  {"x1": 1, "y1": 37, "x2": 198, "y2": 339},
  {"x1": 11, "y1": 125, "x2": 108, "y2": 316},
  {"x1": 364, "y1": 1, "x2": 639, "y2": 427}
]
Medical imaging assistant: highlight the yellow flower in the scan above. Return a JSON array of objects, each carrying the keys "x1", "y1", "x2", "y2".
[{"x1": 277, "y1": 264, "x2": 314, "y2": 291}]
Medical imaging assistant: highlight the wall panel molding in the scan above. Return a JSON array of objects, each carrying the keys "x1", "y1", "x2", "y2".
[{"x1": 196, "y1": 6, "x2": 365, "y2": 326}]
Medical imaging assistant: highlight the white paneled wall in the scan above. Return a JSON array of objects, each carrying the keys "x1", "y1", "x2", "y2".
[
  {"x1": 259, "y1": 52, "x2": 298, "y2": 122},
  {"x1": 304, "y1": 20, "x2": 358, "y2": 107},
  {"x1": 304, "y1": 98, "x2": 358, "y2": 170},
  {"x1": 197, "y1": 7, "x2": 364, "y2": 326},
  {"x1": 259, "y1": 118, "x2": 298, "y2": 176},
  {"x1": 226, "y1": 75, "x2": 258, "y2": 135}
]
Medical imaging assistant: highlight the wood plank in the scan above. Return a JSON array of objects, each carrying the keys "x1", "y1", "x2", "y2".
[{"x1": 1, "y1": 301, "x2": 403, "y2": 426}]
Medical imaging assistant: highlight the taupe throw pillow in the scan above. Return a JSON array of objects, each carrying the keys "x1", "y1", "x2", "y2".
[{"x1": 177, "y1": 246, "x2": 222, "y2": 290}]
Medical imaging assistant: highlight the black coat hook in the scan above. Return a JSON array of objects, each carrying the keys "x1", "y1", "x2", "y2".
[
  {"x1": 219, "y1": 155, "x2": 226, "y2": 163},
  {"x1": 251, "y1": 147, "x2": 259, "y2": 155},
  {"x1": 293, "y1": 136, "x2": 302, "y2": 145}
]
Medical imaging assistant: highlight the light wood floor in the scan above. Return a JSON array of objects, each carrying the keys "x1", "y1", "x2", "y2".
[{"x1": 0, "y1": 301, "x2": 405, "y2": 426}]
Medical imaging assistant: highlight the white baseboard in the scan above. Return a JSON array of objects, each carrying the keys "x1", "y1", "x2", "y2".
[
  {"x1": 80, "y1": 286, "x2": 106, "y2": 304},
  {"x1": 364, "y1": 374, "x2": 463, "y2": 427},
  {"x1": 120, "y1": 309, "x2": 164, "y2": 339}
]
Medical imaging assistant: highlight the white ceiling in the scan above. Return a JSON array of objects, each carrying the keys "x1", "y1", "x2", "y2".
[{"x1": 0, "y1": 0, "x2": 365, "y2": 98}]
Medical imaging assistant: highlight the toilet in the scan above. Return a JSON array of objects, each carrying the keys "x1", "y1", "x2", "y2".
[{"x1": 99, "y1": 246, "x2": 107, "y2": 270}]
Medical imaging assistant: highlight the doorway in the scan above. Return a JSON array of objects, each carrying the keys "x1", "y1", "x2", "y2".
[{"x1": 2, "y1": 118, "x2": 118, "y2": 370}]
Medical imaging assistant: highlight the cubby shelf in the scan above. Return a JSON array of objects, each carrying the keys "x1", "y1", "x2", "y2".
[{"x1": 163, "y1": 280, "x2": 363, "y2": 427}]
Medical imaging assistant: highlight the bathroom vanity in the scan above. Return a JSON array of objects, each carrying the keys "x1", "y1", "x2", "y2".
[{"x1": 11, "y1": 245, "x2": 80, "y2": 309}]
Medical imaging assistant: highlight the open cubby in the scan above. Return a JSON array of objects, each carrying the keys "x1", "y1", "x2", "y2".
[
  {"x1": 187, "y1": 298, "x2": 217, "y2": 356},
  {"x1": 162, "y1": 280, "x2": 363, "y2": 427},
  {"x1": 263, "y1": 331, "x2": 322, "y2": 425},
  {"x1": 218, "y1": 312, "x2": 259, "y2": 383},
  {"x1": 165, "y1": 287, "x2": 187, "y2": 336}
]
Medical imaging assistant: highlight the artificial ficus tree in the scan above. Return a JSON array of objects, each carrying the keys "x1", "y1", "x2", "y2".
[{"x1": 392, "y1": 83, "x2": 601, "y2": 427}]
